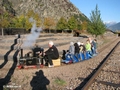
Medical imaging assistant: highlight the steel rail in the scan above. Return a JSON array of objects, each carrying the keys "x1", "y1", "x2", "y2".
[{"x1": 75, "y1": 41, "x2": 120, "y2": 90}]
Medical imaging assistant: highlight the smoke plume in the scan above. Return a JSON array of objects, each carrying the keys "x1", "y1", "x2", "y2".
[{"x1": 21, "y1": 18, "x2": 42, "y2": 49}]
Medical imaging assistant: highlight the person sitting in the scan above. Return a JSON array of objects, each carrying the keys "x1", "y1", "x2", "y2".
[
  {"x1": 32, "y1": 43, "x2": 44, "y2": 65},
  {"x1": 92, "y1": 39, "x2": 98, "y2": 55},
  {"x1": 88, "y1": 37, "x2": 94, "y2": 55},
  {"x1": 79, "y1": 42, "x2": 86, "y2": 60},
  {"x1": 74, "y1": 42, "x2": 80, "y2": 61},
  {"x1": 62, "y1": 42, "x2": 75, "y2": 63},
  {"x1": 85, "y1": 40, "x2": 92, "y2": 59},
  {"x1": 40, "y1": 41, "x2": 59, "y2": 68},
  {"x1": 32, "y1": 43, "x2": 44, "y2": 57},
  {"x1": 69, "y1": 42, "x2": 75, "y2": 55},
  {"x1": 61, "y1": 50, "x2": 66, "y2": 60}
]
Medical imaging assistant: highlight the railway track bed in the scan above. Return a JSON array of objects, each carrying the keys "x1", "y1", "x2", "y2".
[{"x1": 75, "y1": 40, "x2": 120, "y2": 90}]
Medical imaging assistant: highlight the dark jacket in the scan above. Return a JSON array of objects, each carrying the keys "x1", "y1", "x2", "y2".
[
  {"x1": 92, "y1": 41, "x2": 97, "y2": 49},
  {"x1": 80, "y1": 45, "x2": 86, "y2": 52},
  {"x1": 45, "y1": 45, "x2": 59, "y2": 58},
  {"x1": 74, "y1": 43, "x2": 80, "y2": 54},
  {"x1": 32, "y1": 46, "x2": 43, "y2": 57}
]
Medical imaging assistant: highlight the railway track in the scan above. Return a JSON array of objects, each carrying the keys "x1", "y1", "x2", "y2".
[{"x1": 74, "y1": 41, "x2": 120, "y2": 90}]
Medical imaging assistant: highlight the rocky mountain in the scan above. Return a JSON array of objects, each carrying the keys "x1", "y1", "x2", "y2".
[
  {"x1": 107, "y1": 22, "x2": 120, "y2": 32},
  {"x1": 104, "y1": 21, "x2": 117, "y2": 27},
  {"x1": 0, "y1": 0, "x2": 88, "y2": 22}
]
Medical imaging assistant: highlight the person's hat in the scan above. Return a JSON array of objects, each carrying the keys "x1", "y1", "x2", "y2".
[
  {"x1": 70, "y1": 42, "x2": 74, "y2": 45},
  {"x1": 77, "y1": 42, "x2": 81, "y2": 46}
]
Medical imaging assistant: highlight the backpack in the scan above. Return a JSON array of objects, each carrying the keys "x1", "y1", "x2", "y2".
[{"x1": 62, "y1": 53, "x2": 73, "y2": 64}]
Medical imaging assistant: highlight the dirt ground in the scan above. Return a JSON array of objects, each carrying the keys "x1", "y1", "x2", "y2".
[{"x1": 0, "y1": 33, "x2": 119, "y2": 90}]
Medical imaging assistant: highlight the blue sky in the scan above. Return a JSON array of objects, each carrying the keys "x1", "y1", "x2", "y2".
[{"x1": 70, "y1": 0, "x2": 120, "y2": 23}]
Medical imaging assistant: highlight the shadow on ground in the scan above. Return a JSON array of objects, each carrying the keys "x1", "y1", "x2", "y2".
[
  {"x1": 30, "y1": 70, "x2": 50, "y2": 90},
  {"x1": 0, "y1": 50, "x2": 19, "y2": 90},
  {"x1": 0, "y1": 36, "x2": 20, "y2": 90},
  {"x1": 0, "y1": 36, "x2": 20, "y2": 69}
]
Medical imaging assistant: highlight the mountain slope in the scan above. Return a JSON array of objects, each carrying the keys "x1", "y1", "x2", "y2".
[
  {"x1": 0, "y1": 0, "x2": 88, "y2": 22},
  {"x1": 108, "y1": 22, "x2": 120, "y2": 32},
  {"x1": 104, "y1": 21, "x2": 117, "y2": 27}
]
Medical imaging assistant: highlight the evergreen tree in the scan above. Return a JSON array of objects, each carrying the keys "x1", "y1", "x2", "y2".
[
  {"x1": 77, "y1": 23, "x2": 82, "y2": 30},
  {"x1": 56, "y1": 17, "x2": 68, "y2": 30},
  {"x1": 67, "y1": 16, "x2": 77, "y2": 32},
  {"x1": 87, "y1": 5, "x2": 106, "y2": 37}
]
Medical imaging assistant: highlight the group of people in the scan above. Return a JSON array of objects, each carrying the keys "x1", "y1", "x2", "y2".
[
  {"x1": 31, "y1": 37, "x2": 98, "y2": 67},
  {"x1": 62, "y1": 37, "x2": 98, "y2": 63}
]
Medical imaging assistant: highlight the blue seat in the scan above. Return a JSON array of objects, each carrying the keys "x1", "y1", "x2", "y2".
[{"x1": 72, "y1": 55, "x2": 79, "y2": 63}]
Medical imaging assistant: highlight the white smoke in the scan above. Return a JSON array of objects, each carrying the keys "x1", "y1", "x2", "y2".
[{"x1": 21, "y1": 18, "x2": 42, "y2": 49}]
